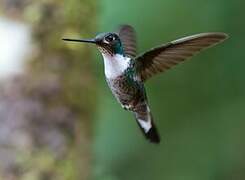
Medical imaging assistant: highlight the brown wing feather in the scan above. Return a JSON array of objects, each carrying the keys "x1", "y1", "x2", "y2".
[
  {"x1": 135, "y1": 33, "x2": 228, "y2": 81},
  {"x1": 118, "y1": 24, "x2": 137, "y2": 58}
]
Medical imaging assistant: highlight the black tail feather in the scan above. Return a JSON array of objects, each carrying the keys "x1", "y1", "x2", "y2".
[
  {"x1": 145, "y1": 121, "x2": 160, "y2": 143},
  {"x1": 133, "y1": 103, "x2": 160, "y2": 143},
  {"x1": 135, "y1": 118, "x2": 160, "y2": 144}
]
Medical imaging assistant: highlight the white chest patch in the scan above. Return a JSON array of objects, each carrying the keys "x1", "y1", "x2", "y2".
[{"x1": 102, "y1": 54, "x2": 130, "y2": 79}]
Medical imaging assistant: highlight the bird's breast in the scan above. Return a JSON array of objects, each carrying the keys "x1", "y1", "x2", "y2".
[{"x1": 102, "y1": 54, "x2": 131, "y2": 79}]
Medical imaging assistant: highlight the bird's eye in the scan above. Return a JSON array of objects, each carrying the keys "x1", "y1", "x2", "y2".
[{"x1": 105, "y1": 35, "x2": 115, "y2": 42}]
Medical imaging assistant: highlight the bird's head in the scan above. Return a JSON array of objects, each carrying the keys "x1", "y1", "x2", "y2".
[{"x1": 63, "y1": 32, "x2": 124, "y2": 56}]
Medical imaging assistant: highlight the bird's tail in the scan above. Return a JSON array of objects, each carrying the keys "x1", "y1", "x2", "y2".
[{"x1": 133, "y1": 105, "x2": 160, "y2": 143}]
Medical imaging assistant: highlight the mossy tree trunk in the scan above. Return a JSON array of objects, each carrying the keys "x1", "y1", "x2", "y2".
[{"x1": 0, "y1": 0, "x2": 97, "y2": 179}]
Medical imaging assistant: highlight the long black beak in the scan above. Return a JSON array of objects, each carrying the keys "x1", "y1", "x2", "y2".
[{"x1": 62, "y1": 38, "x2": 96, "y2": 44}]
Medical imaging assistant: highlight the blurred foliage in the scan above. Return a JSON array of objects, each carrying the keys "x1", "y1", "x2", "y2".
[{"x1": 0, "y1": 0, "x2": 97, "y2": 180}]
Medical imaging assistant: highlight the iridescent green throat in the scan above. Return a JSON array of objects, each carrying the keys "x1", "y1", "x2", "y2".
[{"x1": 114, "y1": 41, "x2": 125, "y2": 56}]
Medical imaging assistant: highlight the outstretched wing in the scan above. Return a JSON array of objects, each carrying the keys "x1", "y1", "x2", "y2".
[
  {"x1": 118, "y1": 24, "x2": 137, "y2": 58},
  {"x1": 135, "y1": 33, "x2": 228, "y2": 81}
]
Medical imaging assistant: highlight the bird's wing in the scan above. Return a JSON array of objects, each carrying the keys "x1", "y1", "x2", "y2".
[
  {"x1": 135, "y1": 33, "x2": 228, "y2": 82},
  {"x1": 118, "y1": 24, "x2": 137, "y2": 58}
]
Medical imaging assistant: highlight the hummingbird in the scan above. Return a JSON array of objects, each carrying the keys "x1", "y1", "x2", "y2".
[{"x1": 63, "y1": 25, "x2": 228, "y2": 143}]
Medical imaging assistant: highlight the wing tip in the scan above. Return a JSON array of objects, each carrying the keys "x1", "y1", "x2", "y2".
[
  {"x1": 173, "y1": 32, "x2": 229, "y2": 44},
  {"x1": 206, "y1": 32, "x2": 229, "y2": 41},
  {"x1": 117, "y1": 24, "x2": 135, "y2": 31}
]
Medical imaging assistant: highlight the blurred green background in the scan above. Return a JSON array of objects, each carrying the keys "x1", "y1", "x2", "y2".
[
  {"x1": 0, "y1": 0, "x2": 244, "y2": 180},
  {"x1": 94, "y1": 0, "x2": 244, "y2": 180}
]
